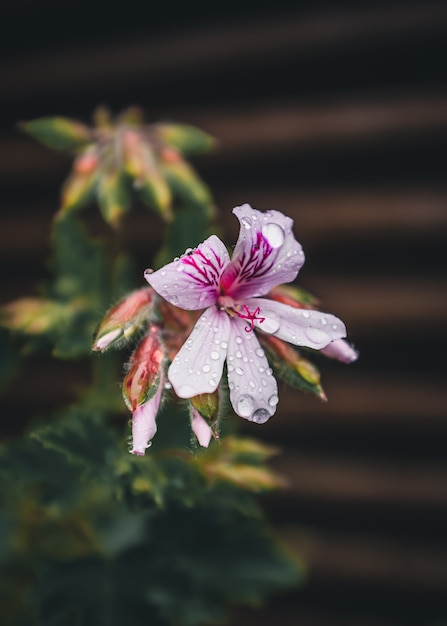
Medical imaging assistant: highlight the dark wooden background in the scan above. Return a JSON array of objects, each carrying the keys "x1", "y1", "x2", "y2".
[{"x1": 1, "y1": 1, "x2": 447, "y2": 624}]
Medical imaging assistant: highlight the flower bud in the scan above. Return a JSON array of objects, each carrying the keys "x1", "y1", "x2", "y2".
[
  {"x1": 321, "y1": 338, "x2": 358, "y2": 363},
  {"x1": 122, "y1": 327, "x2": 164, "y2": 411},
  {"x1": 98, "y1": 168, "x2": 131, "y2": 229},
  {"x1": 268, "y1": 284, "x2": 318, "y2": 308},
  {"x1": 93, "y1": 289, "x2": 153, "y2": 352},
  {"x1": 131, "y1": 378, "x2": 163, "y2": 456},
  {"x1": 189, "y1": 392, "x2": 219, "y2": 447}
]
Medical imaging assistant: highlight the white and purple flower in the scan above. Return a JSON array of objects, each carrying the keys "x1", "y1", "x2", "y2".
[{"x1": 145, "y1": 203, "x2": 348, "y2": 424}]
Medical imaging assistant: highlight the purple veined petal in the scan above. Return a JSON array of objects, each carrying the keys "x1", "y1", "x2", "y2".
[
  {"x1": 321, "y1": 338, "x2": 358, "y2": 363},
  {"x1": 168, "y1": 306, "x2": 230, "y2": 398},
  {"x1": 220, "y1": 204, "x2": 305, "y2": 300},
  {"x1": 191, "y1": 408, "x2": 213, "y2": 447},
  {"x1": 131, "y1": 378, "x2": 163, "y2": 455},
  {"x1": 226, "y1": 317, "x2": 279, "y2": 423},
  {"x1": 144, "y1": 235, "x2": 229, "y2": 310},
  {"x1": 249, "y1": 298, "x2": 347, "y2": 349}
]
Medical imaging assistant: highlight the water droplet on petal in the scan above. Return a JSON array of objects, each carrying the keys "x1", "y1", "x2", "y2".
[
  {"x1": 237, "y1": 394, "x2": 255, "y2": 417},
  {"x1": 235, "y1": 367, "x2": 244, "y2": 375},
  {"x1": 171, "y1": 295, "x2": 179, "y2": 305},
  {"x1": 321, "y1": 316, "x2": 328, "y2": 325},
  {"x1": 262, "y1": 223, "x2": 285, "y2": 248},
  {"x1": 266, "y1": 368, "x2": 273, "y2": 376},
  {"x1": 160, "y1": 270, "x2": 166, "y2": 277},
  {"x1": 164, "y1": 381, "x2": 172, "y2": 390},
  {"x1": 235, "y1": 336, "x2": 243, "y2": 344},
  {"x1": 235, "y1": 350, "x2": 242, "y2": 358},
  {"x1": 255, "y1": 348, "x2": 265, "y2": 358},
  {"x1": 249, "y1": 380, "x2": 256, "y2": 388},
  {"x1": 210, "y1": 350, "x2": 220, "y2": 360},
  {"x1": 260, "y1": 312, "x2": 280, "y2": 334},
  {"x1": 202, "y1": 364, "x2": 211, "y2": 373},
  {"x1": 306, "y1": 328, "x2": 330, "y2": 345},
  {"x1": 268, "y1": 394, "x2": 279, "y2": 407},
  {"x1": 241, "y1": 217, "x2": 251, "y2": 229},
  {"x1": 302, "y1": 310, "x2": 311, "y2": 318},
  {"x1": 144, "y1": 268, "x2": 154, "y2": 276},
  {"x1": 220, "y1": 341, "x2": 228, "y2": 349},
  {"x1": 252, "y1": 408, "x2": 270, "y2": 424},
  {"x1": 177, "y1": 264, "x2": 185, "y2": 272}
]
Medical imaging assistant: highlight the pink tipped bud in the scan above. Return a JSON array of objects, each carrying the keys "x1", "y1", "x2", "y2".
[
  {"x1": 131, "y1": 378, "x2": 163, "y2": 455},
  {"x1": 191, "y1": 409, "x2": 213, "y2": 448},
  {"x1": 92, "y1": 288, "x2": 153, "y2": 351},
  {"x1": 122, "y1": 327, "x2": 164, "y2": 411},
  {"x1": 321, "y1": 339, "x2": 358, "y2": 363}
]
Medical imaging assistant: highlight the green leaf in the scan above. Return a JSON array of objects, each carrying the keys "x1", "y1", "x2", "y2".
[
  {"x1": 160, "y1": 159, "x2": 213, "y2": 211},
  {"x1": 21, "y1": 117, "x2": 92, "y2": 151},
  {"x1": 155, "y1": 123, "x2": 215, "y2": 155}
]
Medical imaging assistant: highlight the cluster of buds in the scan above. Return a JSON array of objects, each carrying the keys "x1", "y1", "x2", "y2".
[{"x1": 21, "y1": 107, "x2": 215, "y2": 228}]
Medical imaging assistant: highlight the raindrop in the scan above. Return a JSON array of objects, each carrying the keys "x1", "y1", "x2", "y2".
[
  {"x1": 160, "y1": 270, "x2": 166, "y2": 277},
  {"x1": 177, "y1": 264, "x2": 185, "y2": 272},
  {"x1": 268, "y1": 394, "x2": 279, "y2": 407},
  {"x1": 144, "y1": 268, "x2": 154, "y2": 276},
  {"x1": 229, "y1": 381, "x2": 235, "y2": 390},
  {"x1": 208, "y1": 379, "x2": 217, "y2": 388},
  {"x1": 235, "y1": 336, "x2": 243, "y2": 344},
  {"x1": 255, "y1": 348, "x2": 265, "y2": 358},
  {"x1": 235, "y1": 367, "x2": 244, "y2": 375},
  {"x1": 301, "y1": 310, "x2": 311, "y2": 318},
  {"x1": 261, "y1": 378, "x2": 267, "y2": 387},
  {"x1": 241, "y1": 217, "x2": 251, "y2": 229},
  {"x1": 237, "y1": 394, "x2": 255, "y2": 417},
  {"x1": 266, "y1": 368, "x2": 273, "y2": 376},
  {"x1": 306, "y1": 328, "x2": 330, "y2": 345},
  {"x1": 210, "y1": 350, "x2": 220, "y2": 360},
  {"x1": 171, "y1": 295, "x2": 179, "y2": 305},
  {"x1": 228, "y1": 364, "x2": 234, "y2": 372},
  {"x1": 260, "y1": 313, "x2": 280, "y2": 334},
  {"x1": 220, "y1": 341, "x2": 228, "y2": 349},
  {"x1": 202, "y1": 364, "x2": 211, "y2": 373},
  {"x1": 249, "y1": 380, "x2": 256, "y2": 388},
  {"x1": 262, "y1": 223, "x2": 285, "y2": 248},
  {"x1": 321, "y1": 316, "x2": 328, "y2": 325},
  {"x1": 252, "y1": 408, "x2": 270, "y2": 424},
  {"x1": 235, "y1": 350, "x2": 242, "y2": 358},
  {"x1": 164, "y1": 381, "x2": 172, "y2": 390}
]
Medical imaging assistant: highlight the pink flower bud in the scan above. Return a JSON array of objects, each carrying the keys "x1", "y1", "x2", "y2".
[
  {"x1": 92, "y1": 288, "x2": 153, "y2": 351},
  {"x1": 191, "y1": 408, "x2": 213, "y2": 448},
  {"x1": 321, "y1": 339, "x2": 358, "y2": 363},
  {"x1": 131, "y1": 378, "x2": 163, "y2": 455},
  {"x1": 122, "y1": 327, "x2": 164, "y2": 411}
]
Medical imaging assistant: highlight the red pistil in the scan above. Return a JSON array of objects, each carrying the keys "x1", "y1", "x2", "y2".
[{"x1": 236, "y1": 305, "x2": 265, "y2": 332}]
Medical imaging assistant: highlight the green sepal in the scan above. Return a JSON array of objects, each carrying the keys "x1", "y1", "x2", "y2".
[
  {"x1": 155, "y1": 123, "x2": 215, "y2": 155},
  {"x1": 160, "y1": 159, "x2": 213, "y2": 211},
  {"x1": 98, "y1": 169, "x2": 131, "y2": 228},
  {"x1": 136, "y1": 167, "x2": 173, "y2": 221},
  {"x1": 59, "y1": 168, "x2": 98, "y2": 214},
  {"x1": 21, "y1": 116, "x2": 92, "y2": 151}
]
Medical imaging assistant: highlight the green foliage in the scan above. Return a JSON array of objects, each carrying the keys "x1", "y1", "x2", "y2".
[
  {"x1": 21, "y1": 117, "x2": 92, "y2": 150},
  {"x1": 155, "y1": 123, "x2": 215, "y2": 155}
]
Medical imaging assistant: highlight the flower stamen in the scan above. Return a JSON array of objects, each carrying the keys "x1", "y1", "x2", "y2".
[{"x1": 235, "y1": 305, "x2": 265, "y2": 332}]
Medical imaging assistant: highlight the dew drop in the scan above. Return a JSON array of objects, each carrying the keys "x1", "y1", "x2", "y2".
[
  {"x1": 235, "y1": 336, "x2": 243, "y2": 344},
  {"x1": 241, "y1": 217, "x2": 251, "y2": 229},
  {"x1": 249, "y1": 380, "x2": 256, "y2": 388},
  {"x1": 252, "y1": 408, "x2": 270, "y2": 424},
  {"x1": 261, "y1": 378, "x2": 267, "y2": 387},
  {"x1": 255, "y1": 348, "x2": 265, "y2": 358},
  {"x1": 321, "y1": 316, "x2": 328, "y2": 325},
  {"x1": 202, "y1": 364, "x2": 211, "y2": 373},
  {"x1": 235, "y1": 350, "x2": 242, "y2": 358},
  {"x1": 228, "y1": 364, "x2": 234, "y2": 372},
  {"x1": 171, "y1": 295, "x2": 179, "y2": 305},
  {"x1": 268, "y1": 394, "x2": 279, "y2": 407},
  {"x1": 164, "y1": 381, "x2": 172, "y2": 390},
  {"x1": 266, "y1": 368, "x2": 273, "y2": 376},
  {"x1": 235, "y1": 367, "x2": 244, "y2": 375},
  {"x1": 237, "y1": 394, "x2": 255, "y2": 417},
  {"x1": 302, "y1": 310, "x2": 311, "y2": 318},
  {"x1": 177, "y1": 384, "x2": 197, "y2": 396},
  {"x1": 262, "y1": 223, "x2": 285, "y2": 248},
  {"x1": 144, "y1": 268, "x2": 154, "y2": 277},
  {"x1": 177, "y1": 264, "x2": 185, "y2": 272},
  {"x1": 305, "y1": 328, "x2": 330, "y2": 345},
  {"x1": 210, "y1": 350, "x2": 220, "y2": 360},
  {"x1": 260, "y1": 313, "x2": 280, "y2": 334},
  {"x1": 229, "y1": 381, "x2": 235, "y2": 390},
  {"x1": 220, "y1": 341, "x2": 228, "y2": 349},
  {"x1": 160, "y1": 270, "x2": 166, "y2": 277}
]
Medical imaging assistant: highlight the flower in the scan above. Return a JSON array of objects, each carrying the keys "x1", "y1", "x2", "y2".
[{"x1": 145, "y1": 204, "x2": 348, "y2": 423}]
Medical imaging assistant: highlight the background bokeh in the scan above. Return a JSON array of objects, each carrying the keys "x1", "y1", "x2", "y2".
[{"x1": 1, "y1": 1, "x2": 447, "y2": 624}]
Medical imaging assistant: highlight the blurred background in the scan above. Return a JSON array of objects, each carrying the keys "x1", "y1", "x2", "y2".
[{"x1": 1, "y1": 0, "x2": 447, "y2": 624}]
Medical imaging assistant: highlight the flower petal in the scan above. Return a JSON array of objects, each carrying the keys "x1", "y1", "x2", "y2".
[
  {"x1": 168, "y1": 306, "x2": 229, "y2": 397},
  {"x1": 131, "y1": 380, "x2": 163, "y2": 455},
  {"x1": 226, "y1": 317, "x2": 279, "y2": 423},
  {"x1": 221, "y1": 204, "x2": 305, "y2": 299},
  {"x1": 249, "y1": 298, "x2": 347, "y2": 349},
  {"x1": 145, "y1": 235, "x2": 229, "y2": 310},
  {"x1": 321, "y1": 338, "x2": 358, "y2": 363},
  {"x1": 191, "y1": 408, "x2": 213, "y2": 447}
]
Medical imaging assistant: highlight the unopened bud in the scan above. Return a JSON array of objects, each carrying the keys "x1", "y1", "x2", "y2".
[
  {"x1": 131, "y1": 377, "x2": 164, "y2": 456},
  {"x1": 189, "y1": 392, "x2": 219, "y2": 447},
  {"x1": 98, "y1": 168, "x2": 131, "y2": 228},
  {"x1": 93, "y1": 288, "x2": 153, "y2": 352},
  {"x1": 321, "y1": 339, "x2": 358, "y2": 363},
  {"x1": 59, "y1": 150, "x2": 98, "y2": 213},
  {"x1": 191, "y1": 409, "x2": 213, "y2": 448},
  {"x1": 122, "y1": 327, "x2": 164, "y2": 411}
]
